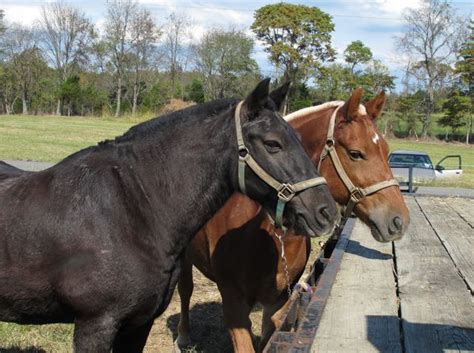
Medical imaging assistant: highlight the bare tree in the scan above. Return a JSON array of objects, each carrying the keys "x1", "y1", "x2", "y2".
[
  {"x1": 129, "y1": 8, "x2": 161, "y2": 116},
  {"x1": 396, "y1": 0, "x2": 466, "y2": 137},
  {"x1": 1, "y1": 25, "x2": 46, "y2": 114},
  {"x1": 105, "y1": 0, "x2": 137, "y2": 117},
  {"x1": 163, "y1": 13, "x2": 190, "y2": 96},
  {"x1": 39, "y1": 2, "x2": 93, "y2": 115}
]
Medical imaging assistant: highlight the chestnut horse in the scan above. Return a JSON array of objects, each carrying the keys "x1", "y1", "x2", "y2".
[{"x1": 176, "y1": 88, "x2": 410, "y2": 353}]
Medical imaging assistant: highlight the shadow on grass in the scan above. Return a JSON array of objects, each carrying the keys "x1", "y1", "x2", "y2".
[
  {"x1": 167, "y1": 301, "x2": 231, "y2": 353},
  {"x1": 0, "y1": 347, "x2": 46, "y2": 353},
  {"x1": 167, "y1": 301, "x2": 262, "y2": 353}
]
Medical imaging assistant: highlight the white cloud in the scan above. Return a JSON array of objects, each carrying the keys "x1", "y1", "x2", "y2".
[
  {"x1": 376, "y1": 0, "x2": 422, "y2": 16},
  {"x1": 3, "y1": 4, "x2": 43, "y2": 26}
]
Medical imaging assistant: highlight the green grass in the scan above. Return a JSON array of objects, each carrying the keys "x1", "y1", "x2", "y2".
[
  {"x1": 0, "y1": 322, "x2": 73, "y2": 352},
  {"x1": 0, "y1": 114, "x2": 144, "y2": 162},
  {"x1": 387, "y1": 138, "x2": 474, "y2": 188}
]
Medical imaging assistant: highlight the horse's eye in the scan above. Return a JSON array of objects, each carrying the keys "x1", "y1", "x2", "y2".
[
  {"x1": 349, "y1": 150, "x2": 364, "y2": 161},
  {"x1": 264, "y1": 140, "x2": 282, "y2": 153}
]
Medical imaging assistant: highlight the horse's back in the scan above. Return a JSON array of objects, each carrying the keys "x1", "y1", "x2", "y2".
[{"x1": 0, "y1": 161, "x2": 29, "y2": 181}]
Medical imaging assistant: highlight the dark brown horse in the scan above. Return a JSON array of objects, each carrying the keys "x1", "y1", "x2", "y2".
[
  {"x1": 0, "y1": 80, "x2": 338, "y2": 352},
  {"x1": 176, "y1": 88, "x2": 410, "y2": 352}
]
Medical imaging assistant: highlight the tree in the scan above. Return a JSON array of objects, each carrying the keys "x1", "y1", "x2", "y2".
[
  {"x1": 344, "y1": 40, "x2": 372, "y2": 74},
  {"x1": 129, "y1": 8, "x2": 161, "y2": 115},
  {"x1": 251, "y1": 3, "x2": 335, "y2": 85},
  {"x1": 360, "y1": 60, "x2": 395, "y2": 96},
  {"x1": 40, "y1": 2, "x2": 93, "y2": 115},
  {"x1": 163, "y1": 13, "x2": 190, "y2": 96},
  {"x1": 314, "y1": 63, "x2": 352, "y2": 101},
  {"x1": 105, "y1": 0, "x2": 137, "y2": 117},
  {"x1": 1, "y1": 25, "x2": 47, "y2": 114},
  {"x1": 59, "y1": 75, "x2": 81, "y2": 116},
  {"x1": 396, "y1": 0, "x2": 467, "y2": 137},
  {"x1": 455, "y1": 20, "x2": 473, "y2": 143},
  {"x1": 194, "y1": 28, "x2": 259, "y2": 100},
  {"x1": 397, "y1": 91, "x2": 425, "y2": 137},
  {"x1": 185, "y1": 78, "x2": 204, "y2": 103},
  {"x1": 0, "y1": 65, "x2": 18, "y2": 114},
  {"x1": 0, "y1": 9, "x2": 5, "y2": 38},
  {"x1": 440, "y1": 88, "x2": 471, "y2": 135}
]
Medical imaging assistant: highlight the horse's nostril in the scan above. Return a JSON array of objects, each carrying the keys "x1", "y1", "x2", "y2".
[
  {"x1": 392, "y1": 216, "x2": 403, "y2": 232},
  {"x1": 320, "y1": 206, "x2": 332, "y2": 222}
]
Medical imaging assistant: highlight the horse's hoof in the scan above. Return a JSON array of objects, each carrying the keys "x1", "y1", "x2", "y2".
[{"x1": 174, "y1": 334, "x2": 192, "y2": 352}]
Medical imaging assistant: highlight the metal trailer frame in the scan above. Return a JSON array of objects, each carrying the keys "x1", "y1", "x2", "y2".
[{"x1": 263, "y1": 218, "x2": 356, "y2": 353}]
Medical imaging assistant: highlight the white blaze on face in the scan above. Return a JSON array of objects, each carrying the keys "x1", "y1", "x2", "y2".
[{"x1": 372, "y1": 133, "x2": 380, "y2": 145}]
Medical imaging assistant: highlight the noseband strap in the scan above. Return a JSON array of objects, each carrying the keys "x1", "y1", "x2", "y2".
[
  {"x1": 234, "y1": 101, "x2": 327, "y2": 229},
  {"x1": 318, "y1": 104, "x2": 399, "y2": 232}
]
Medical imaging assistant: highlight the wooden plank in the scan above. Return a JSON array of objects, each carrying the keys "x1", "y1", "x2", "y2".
[
  {"x1": 396, "y1": 197, "x2": 474, "y2": 353},
  {"x1": 416, "y1": 196, "x2": 474, "y2": 292},
  {"x1": 445, "y1": 197, "x2": 474, "y2": 228},
  {"x1": 311, "y1": 220, "x2": 401, "y2": 353}
]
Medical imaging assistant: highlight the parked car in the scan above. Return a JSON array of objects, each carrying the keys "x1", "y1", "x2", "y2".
[{"x1": 388, "y1": 150, "x2": 463, "y2": 183}]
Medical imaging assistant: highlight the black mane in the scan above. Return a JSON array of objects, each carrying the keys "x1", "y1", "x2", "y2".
[{"x1": 114, "y1": 98, "x2": 238, "y2": 144}]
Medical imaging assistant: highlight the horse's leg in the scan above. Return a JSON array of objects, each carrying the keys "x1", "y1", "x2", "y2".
[
  {"x1": 176, "y1": 255, "x2": 194, "y2": 347},
  {"x1": 220, "y1": 288, "x2": 255, "y2": 353},
  {"x1": 73, "y1": 316, "x2": 118, "y2": 353},
  {"x1": 258, "y1": 298, "x2": 290, "y2": 353},
  {"x1": 112, "y1": 320, "x2": 154, "y2": 353}
]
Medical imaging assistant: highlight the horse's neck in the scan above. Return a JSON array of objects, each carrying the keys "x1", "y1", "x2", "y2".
[{"x1": 124, "y1": 109, "x2": 237, "y2": 249}]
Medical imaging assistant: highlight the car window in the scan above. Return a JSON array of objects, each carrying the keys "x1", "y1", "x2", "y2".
[{"x1": 389, "y1": 154, "x2": 433, "y2": 169}]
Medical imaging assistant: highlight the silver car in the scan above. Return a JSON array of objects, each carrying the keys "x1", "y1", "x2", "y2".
[{"x1": 389, "y1": 150, "x2": 463, "y2": 183}]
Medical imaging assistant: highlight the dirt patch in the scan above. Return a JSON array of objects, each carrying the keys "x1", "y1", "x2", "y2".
[{"x1": 144, "y1": 267, "x2": 263, "y2": 353}]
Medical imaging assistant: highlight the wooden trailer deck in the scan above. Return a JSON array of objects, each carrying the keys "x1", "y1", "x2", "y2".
[
  {"x1": 265, "y1": 195, "x2": 473, "y2": 353},
  {"x1": 312, "y1": 196, "x2": 474, "y2": 353}
]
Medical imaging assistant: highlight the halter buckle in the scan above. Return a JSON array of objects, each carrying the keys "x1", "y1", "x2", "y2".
[
  {"x1": 277, "y1": 183, "x2": 296, "y2": 202},
  {"x1": 326, "y1": 138, "x2": 335, "y2": 147},
  {"x1": 350, "y1": 187, "x2": 364, "y2": 203},
  {"x1": 238, "y1": 146, "x2": 249, "y2": 159}
]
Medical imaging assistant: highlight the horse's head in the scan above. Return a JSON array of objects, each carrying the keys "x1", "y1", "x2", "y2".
[
  {"x1": 321, "y1": 88, "x2": 409, "y2": 242},
  {"x1": 237, "y1": 79, "x2": 337, "y2": 237}
]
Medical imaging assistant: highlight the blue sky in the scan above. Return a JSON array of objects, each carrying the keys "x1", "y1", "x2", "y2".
[{"x1": 2, "y1": 0, "x2": 473, "y2": 91}]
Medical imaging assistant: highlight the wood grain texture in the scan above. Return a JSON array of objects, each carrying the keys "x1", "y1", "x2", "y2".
[
  {"x1": 311, "y1": 220, "x2": 401, "y2": 353},
  {"x1": 445, "y1": 197, "x2": 474, "y2": 229},
  {"x1": 395, "y1": 197, "x2": 474, "y2": 353},
  {"x1": 416, "y1": 197, "x2": 474, "y2": 292}
]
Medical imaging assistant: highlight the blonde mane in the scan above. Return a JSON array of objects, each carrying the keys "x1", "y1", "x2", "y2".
[
  {"x1": 284, "y1": 101, "x2": 344, "y2": 122},
  {"x1": 284, "y1": 101, "x2": 368, "y2": 122}
]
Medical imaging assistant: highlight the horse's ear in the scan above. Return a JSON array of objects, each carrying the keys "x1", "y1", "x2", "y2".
[
  {"x1": 269, "y1": 81, "x2": 291, "y2": 112},
  {"x1": 365, "y1": 91, "x2": 386, "y2": 120},
  {"x1": 341, "y1": 87, "x2": 364, "y2": 122},
  {"x1": 242, "y1": 78, "x2": 271, "y2": 120}
]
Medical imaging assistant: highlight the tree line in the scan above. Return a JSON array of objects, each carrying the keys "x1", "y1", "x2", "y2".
[{"x1": 0, "y1": 0, "x2": 471, "y2": 142}]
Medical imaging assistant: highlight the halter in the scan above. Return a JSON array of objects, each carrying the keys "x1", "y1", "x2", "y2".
[
  {"x1": 234, "y1": 101, "x2": 327, "y2": 229},
  {"x1": 317, "y1": 104, "x2": 399, "y2": 232}
]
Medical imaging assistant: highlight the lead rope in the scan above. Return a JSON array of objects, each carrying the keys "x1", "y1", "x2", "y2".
[{"x1": 274, "y1": 229, "x2": 292, "y2": 298}]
